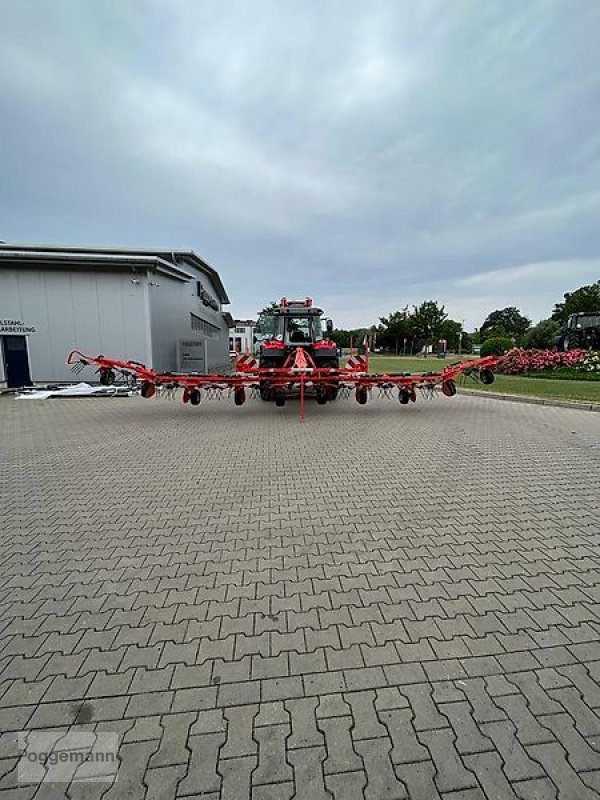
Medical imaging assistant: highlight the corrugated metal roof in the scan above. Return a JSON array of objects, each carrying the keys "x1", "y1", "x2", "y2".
[{"x1": 0, "y1": 243, "x2": 230, "y2": 304}]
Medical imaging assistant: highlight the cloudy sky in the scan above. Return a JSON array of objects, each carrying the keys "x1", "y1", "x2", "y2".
[{"x1": 1, "y1": 1, "x2": 599, "y2": 329}]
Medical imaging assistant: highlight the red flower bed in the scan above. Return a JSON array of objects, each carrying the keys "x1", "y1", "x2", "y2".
[{"x1": 499, "y1": 348, "x2": 587, "y2": 375}]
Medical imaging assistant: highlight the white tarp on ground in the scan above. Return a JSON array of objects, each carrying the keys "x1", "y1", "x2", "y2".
[{"x1": 15, "y1": 383, "x2": 134, "y2": 399}]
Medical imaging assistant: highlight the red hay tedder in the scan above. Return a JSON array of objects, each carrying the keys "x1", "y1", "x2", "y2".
[{"x1": 67, "y1": 297, "x2": 504, "y2": 420}]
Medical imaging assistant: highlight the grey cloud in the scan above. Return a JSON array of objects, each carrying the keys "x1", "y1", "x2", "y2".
[{"x1": 1, "y1": 0, "x2": 599, "y2": 328}]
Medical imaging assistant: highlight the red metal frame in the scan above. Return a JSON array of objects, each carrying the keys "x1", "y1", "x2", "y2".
[{"x1": 67, "y1": 348, "x2": 505, "y2": 420}]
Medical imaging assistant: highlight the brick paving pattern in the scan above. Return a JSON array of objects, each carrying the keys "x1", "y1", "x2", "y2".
[{"x1": 1, "y1": 392, "x2": 600, "y2": 799}]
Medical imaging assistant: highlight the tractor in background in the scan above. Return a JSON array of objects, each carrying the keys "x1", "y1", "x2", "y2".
[{"x1": 556, "y1": 312, "x2": 600, "y2": 351}]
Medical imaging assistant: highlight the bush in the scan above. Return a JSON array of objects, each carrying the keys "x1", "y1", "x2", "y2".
[
  {"x1": 480, "y1": 337, "x2": 513, "y2": 356},
  {"x1": 524, "y1": 319, "x2": 560, "y2": 350}
]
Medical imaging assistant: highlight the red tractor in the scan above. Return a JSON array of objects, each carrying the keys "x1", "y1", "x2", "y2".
[{"x1": 254, "y1": 297, "x2": 339, "y2": 402}]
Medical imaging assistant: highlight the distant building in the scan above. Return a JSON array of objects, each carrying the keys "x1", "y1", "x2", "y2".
[
  {"x1": 0, "y1": 244, "x2": 232, "y2": 388},
  {"x1": 229, "y1": 319, "x2": 256, "y2": 355}
]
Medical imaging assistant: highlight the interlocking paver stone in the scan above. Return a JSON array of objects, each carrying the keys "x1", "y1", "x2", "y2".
[{"x1": 2, "y1": 394, "x2": 600, "y2": 798}]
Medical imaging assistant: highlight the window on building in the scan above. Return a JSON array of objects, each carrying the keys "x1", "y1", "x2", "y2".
[{"x1": 191, "y1": 313, "x2": 220, "y2": 337}]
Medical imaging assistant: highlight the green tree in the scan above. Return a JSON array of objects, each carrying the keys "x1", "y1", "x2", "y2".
[
  {"x1": 460, "y1": 332, "x2": 473, "y2": 354},
  {"x1": 378, "y1": 307, "x2": 413, "y2": 353},
  {"x1": 552, "y1": 281, "x2": 600, "y2": 325},
  {"x1": 411, "y1": 301, "x2": 448, "y2": 349},
  {"x1": 524, "y1": 318, "x2": 560, "y2": 349},
  {"x1": 329, "y1": 329, "x2": 349, "y2": 348},
  {"x1": 258, "y1": 301, "x2": 279, "y2": 315},
  {"x1": 480, "y1": 307, "x2": 531, "y2": 343},
  {"x1": 439, "y1": 319, "x2": 463, "y2": 351}
]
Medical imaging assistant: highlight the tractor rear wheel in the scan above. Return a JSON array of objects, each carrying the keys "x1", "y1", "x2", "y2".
[{"x1": 317, "y1": 358, "x2": 339, "y2": 369}]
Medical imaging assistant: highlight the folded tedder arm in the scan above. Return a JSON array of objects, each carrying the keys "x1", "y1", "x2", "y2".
[{"x1": 67, "y1": 348, "x2": 504, "y2": 420}]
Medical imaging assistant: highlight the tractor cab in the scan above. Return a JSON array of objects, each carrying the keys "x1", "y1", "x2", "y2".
[
  {"x1": 559, "y1": 312, "x2": 600, "y2": 350},
  {"x1": 256, "y1": 298, "x2": 338, "y2": 369}
]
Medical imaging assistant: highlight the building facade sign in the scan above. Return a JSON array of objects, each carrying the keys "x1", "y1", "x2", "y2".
[
  {"x1": 196, "y1": 281, "x2": 219, "y2": 311},
  {"x1": 0, "y1": 319, "x2": 37, "y2": 334}
]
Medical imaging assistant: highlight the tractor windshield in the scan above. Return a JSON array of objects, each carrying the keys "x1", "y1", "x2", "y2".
[{"x1": 286, "y1": 316, "x2": 323, "y2": 343}]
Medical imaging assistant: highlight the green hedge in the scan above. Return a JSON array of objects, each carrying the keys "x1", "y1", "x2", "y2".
[
  {"x1": 522, "y1": 367, "x2": 600, "y2": 381},
  {"x1": 480, "y1": 337, "x2": 513, "y2": 356}
]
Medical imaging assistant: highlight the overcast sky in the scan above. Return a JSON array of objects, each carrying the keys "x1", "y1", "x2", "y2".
[{"x1": 1, "y1": 1, "x2": 599, "y2": 329}]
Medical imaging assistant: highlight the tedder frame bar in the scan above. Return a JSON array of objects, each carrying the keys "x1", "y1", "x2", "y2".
[{"x1": 67, "y1": 348, "x2": 503, "y2": 420}]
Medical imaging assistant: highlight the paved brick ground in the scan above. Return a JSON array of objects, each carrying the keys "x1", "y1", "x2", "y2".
[{"x1": 1, "y1": 392, "x2": 600, "y2": 799}]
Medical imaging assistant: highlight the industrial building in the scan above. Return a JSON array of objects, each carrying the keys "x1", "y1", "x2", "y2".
[
  {"x1": 228, "y1": 319, "x2": 256, "y2": 355},
  {"x1": 0, "y1": 244, "x2": 232, "y2": 388}
]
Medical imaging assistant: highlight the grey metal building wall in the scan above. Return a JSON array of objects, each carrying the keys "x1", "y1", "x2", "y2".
[
  {"x1": 148, "y1": 261, "x2": 229, "y2": 374},
  {"x1": 0, "y1": 267, "x2": 151, "y2": 385},
  {"x1": 0, "y1": 246, "x2": 231, "y2": 387}
]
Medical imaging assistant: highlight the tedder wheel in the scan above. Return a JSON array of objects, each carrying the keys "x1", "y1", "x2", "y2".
[
  {"x1": 182, "y1": 388, "x2": 190, "y2": 404},
  {"x1": 274, "y1": 390, "x2": 286, "y2": 407},
  {"x1": 355, "y1": 386, "x2": 368, "y2": 405},
  {"x1": 99, "y1": 368, "x2": 115, "y2": 386},
  {"x1": 316, "y1": 388, "x2": 328, "y2": 405},
  {"x1": 259, "y1": 386, "x2": 272, "y2": 401},
  {"x1": 479, "y1": 369, "x2": 495, "y2": 385},
  {"x1": 326, "y1": 386, "x2": 339, "y2": 401},
  {"x1": 234, "y1": 387, "x2": 246, "y2": 406},
  {"x1": 189, "y1": 388, "x2": 201, "y2": 405},
  {"x1": 140, "y1": 381, "x2": 156, "y2": 399},
  {"x1": 441, "y1": 379, "x2": 457, "y2": 397},
  {"x1": 398, "y1": 388, "x2": 410, "y2": 405}
]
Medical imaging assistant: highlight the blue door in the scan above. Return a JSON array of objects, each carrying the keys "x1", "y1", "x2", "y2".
[{"x1": 2, "y1": 336, "x2": 32, "y2": 387}]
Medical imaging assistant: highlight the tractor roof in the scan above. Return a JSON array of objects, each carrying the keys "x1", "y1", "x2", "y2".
[{"x1": 267, "y1": 297, "x2": 324, "y2": 316}]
